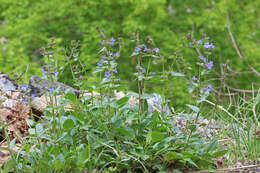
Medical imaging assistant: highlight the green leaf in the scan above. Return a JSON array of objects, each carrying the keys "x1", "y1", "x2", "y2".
[
  {"x1": 183, "y1": 158, "x2": 198, "y2": 168},
  {"x1": 188, "y1": 124, "x2": 197, "y2": 131},
  {"x1": 77, "y1": 147, "x2": 89, "y2": 166},
  {"x1": 146, "y1": 130, "x2": 152, "y2": 144},
  {"x1": 93, "y1": 68, "x2": 104, "y2": 73},
  {"x1": 116, "y1": 96, "x2": 129, "y2": 108},
  {"x1": 63, "y1": 118, "x2": 74, "y2": 130},
  {"x1": 205, "y1": 140, "x2": 218, "y2": 153},
  {"x1": 66, "y1": 92, "x2": 77, "y2": 103},
  {"x1": 36, "y1": 123, "x2": 44, "y2": 137},
  {"x1": 186, "y1": 104, "x2": 200, "y2": 113},
  {"x1": 141, "y1": 93, "x2": 153, "y2": 99},
  {"x1": 171, "y1": 72, "x2": 185, "y2": 76},
  {"x1": 116, "y1": 127, "x2": 134, "y2": 139},
  {"x1": 212, "y1": 150, "x2": 228, "y2": 158},
  {"x1": 166, "y1": 151, "x2": 178, "y2": 161},
  {"x1": 26, "y1": 119, "x2": 35, "y2": 127},
  {"x1": 144, "y1": 100, "x2": 148, "y2": 112},
  {"x1": 151, "y1": 131, "x2": 165, "y2": 143},
  {"x1": 9, "y1": 138, "x2": 16, "y2": 150},
  {"x1": 28, "y1": 128, "x2": 36, "y2": 135},
  {"x1": 53, "y1": 160, "x2": 63, "y2": 170},
  {"x1": 3, "y1": 158, "x2": 16, "y2": 172},
  {"x1": 127, "y1": 92, "x2": 139, "y2": 98}
]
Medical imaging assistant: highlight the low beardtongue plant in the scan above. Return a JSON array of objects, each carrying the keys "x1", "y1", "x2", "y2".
[{"x1": 1, "y1": 32, "x2": 231, "y2": 173}]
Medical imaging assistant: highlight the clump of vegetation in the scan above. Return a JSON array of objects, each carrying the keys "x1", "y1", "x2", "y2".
[{"x1": 0, "y1": 25, "x2": 259, "y2": 172}]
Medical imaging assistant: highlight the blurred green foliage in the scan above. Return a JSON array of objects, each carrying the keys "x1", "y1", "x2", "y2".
[{"x1": 0, "y1": 0, "x2": 259, "y2": 107}]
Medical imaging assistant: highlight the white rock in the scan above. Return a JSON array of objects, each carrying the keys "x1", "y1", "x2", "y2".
[{"x1": 2, "y1": 99, "x2": 17, "y2": 109}]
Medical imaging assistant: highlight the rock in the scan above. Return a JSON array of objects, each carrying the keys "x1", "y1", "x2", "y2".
[
  {"x1": 2, "y1": 99, "x2": 18, "y2": 110},
  {"x1": 147, "y1": 93, "x2": 170, "y2": 114},
  {"x1": 0, "y1": 102, "x2": 30, "y2": 142},
  {"x1": 0, "y1": 95, "x2": 7, "y2": 102},
  {"x1": 0, "y1": 75, "x2": 30, "y2": 144},
  {"x1": 28, "y1": 76, "x2": 80, "y2": 97},
  {"x1": 0, "y1": 73, "x2": 18, "y2": 92},
  {"x1": 0, "y1": 142, "x2": 20, "y2": 164},
  {"x1": 31, "y1": 95, "x2": 72, "y2": 115},
  {"x1": 114, "y1": 91, "x2": 125, "y2": 100},
  {"x1": 82, "y1": 91, "x2": 100, "y2": 97}
]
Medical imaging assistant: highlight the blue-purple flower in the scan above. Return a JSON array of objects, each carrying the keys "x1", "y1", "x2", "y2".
[
  {"x1": 154, "y1": 48, "x2": 159, "y2": 53},
  {"x1": 115, "y1": 52, "x2": 120, "y2": 57},
  {"x1": 112, "y1": 68, "x2": 118, "y2": 73},
  {"x1": 204, "y1": 42, "x2": 210, "y2": 48},
  {"x1": 49, "y1": 85, "x2": 54, "y2": 92},
  {"x1": 99, "y1": 40, "x2": 105, "y2": 45},
  {"x1": 115, "y1": 78, "x2": 120, "y2": 82},
  {"x1": 21, "y1": 83, "x2": 28, "y2": 91},
  {"x1": 189, "y1": 81, "x2": 194, "y2": 87},
  {"x1": 210, "y1": 43, "x2": 215, "y2": 48},
  {"x1": 199, "y1": 54, "x2": 207, "y2": 63},
  {"x1": 54, "y1": 70, "x2": 58, "y2": 76},
  {"x1": 204, "y1": 42, "x2": 215, "y2": 49},
  {"x1": 205, "y1": 84, "x2": 213, "y2": 93},
  {"x1": 97, "y1": 60, "x2": 103, "y2": 67},
  {"x1": 30, "y1": 93, "x2": 35, "y2": 99},
  {"x1": 192, "y1": 76, "x2": 197, "y2": 81},
  {"x1": 140, "y1": 67, "x2": 146, "y2": 73},
  {"x1": 198, "y1": 40, "x2": 203, "y2": 44},
  {"x1": 110, "y1": 37, "x2": 115, "y2": 46},
  {"x1": 203, "y1": 57, "x2": 207, "y2": 63},
  {"x1": 206, "y1": 61, "x2": 213, "y2": 70},
  {"x1": 189, "y1": 42, "x2": 193, "y2": 47},
  {"x1": 142, "y1": 44, "x2": 148, "y2": 52},
  {"x1": 104, "y1": 72, "x2": 111, "y2": 78},
  {"x1": 22, "y1": 97, "x2": 27, "y2": 104},
  {"x1": 135, "y1": 46, "x2": 141, "y2": 53}
]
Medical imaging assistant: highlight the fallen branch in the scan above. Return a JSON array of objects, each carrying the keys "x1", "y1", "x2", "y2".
[
  {"x1": 204, "y1": 99, "x2": 246, "y2": 128},
  {"x1": 224, "y1": 84, "x2": 260, "y2": 93},
  {"x1": 226, "y1": 24, "x2": 260, "y2": 77},
  {"x1": 189, "y1": 164, "x2": 260, "y2": 173}
]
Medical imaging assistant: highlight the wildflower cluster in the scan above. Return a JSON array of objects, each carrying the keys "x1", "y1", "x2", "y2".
[
  {"x1": 204, "y1": 84, "x2": 213, "y2": 93},
  {"x1": 134, "y1": 43, "x2": 159, "y2": 54},
  {"x1": 189, "y1": 39, "x2": 215, "y2": 49},
  {"x1": 41, "y1": 64, "x2": 59, "y2": 79},
  {"x1": 39, "y1": 38, "x2": 59, "y2": 80},
  {"x1": 18, "y1": 83, "x2": 35, "y2": 104},
  {"x1": 96, "y1": 35, "x2": 121, "y2": 87},
  {"x1": 191, "y1": 39, "x2": 215, "y2": 70},
  {"x1": 203, "y1": 42, "x2": 215, "y2": 49},
  {"x1": 133, "y1": 43, "x2": 160, "y2": 77},
  {"x1": 188, "y1": 38, "x2": 215, "y2": 94},
  {"x1": 199, "y1": 55, "x2": 214, "y2": 70},
  {"x1": 188, "y1": 75, "x2": 198, "y2": 88}
]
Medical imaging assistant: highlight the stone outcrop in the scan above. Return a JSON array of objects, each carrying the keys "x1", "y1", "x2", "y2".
[
  {"x1": 0, "y1": 73, "x2": 18, "y2": 92},
  {"x1": 29, "y1": 76, "x2": 80, "y2": 97},
  {"x1": 0, "y1": 74, "x2": 30, "y2": 143}
]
